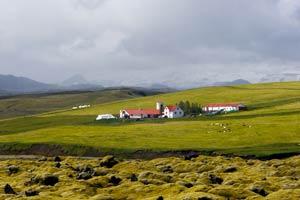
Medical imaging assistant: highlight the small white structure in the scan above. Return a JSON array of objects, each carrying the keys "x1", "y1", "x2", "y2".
[
  {"x1": 163, "y1": 105, "x2": 184, "y2": 118},
  {"x1": 96, "y1": 114, "x2": 116, "y2": 120},
  {"x1": 72, "y1": 106, "x2": 78, "y2": 110},
  {"x1": 202, "y1": 103, "x2": 246, "y2": 113},
  {"x1": 78, "y1": 104, "x2": 91, "y2": 109}
]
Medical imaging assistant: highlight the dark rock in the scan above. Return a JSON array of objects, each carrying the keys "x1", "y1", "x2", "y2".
[
  {"x1": 7, "y1": 165, "x2": 19, "y2": 175},
  {"x1": 4, "y1": 184, "x2": 16, "y2": 194},
  {"x1": 130, "y1": 174, "x2": 138, "y2": 182},
  {"x1": 25, "y1": 189, "x2": 39, "y2": 196},
  {"x1": 76, "y1": 164, "x2": 94, "y2": 174},
  {"x1": 24, "y1": 179, "x2": 35, "y2": 186},
  {"x1": 38, "y1": 156, "x2": 47, "y2": 162},
  {"x1": 250, "y1": 186, "x2": 268, "y2": 197},
  {"x1": 184, "y1": 182, "x2": 193, "y2": 188},
  {"x1": 75, "y1": 164, "x2": 95, "y2": 180},
  {"x1": 54, "y1": 156, "x2": 62, "y2": 162},
  {"x1": 109, "y1": 176, "x2": 122, "y2": 186},
  {"x1": 157, "y1": 196, "x2": 164, "y2": 200},
  {"x1": 88, "y1": 182, "x2": 103, "y2": 188},
  {"x1": 140, "y1": 179, "x2": 150, "y2": 185},
  {"x1": 100, "y1": 156, "x2": 118, "y2": 168},
  {"x1": 209, "y1": 174, "x2": 223, "y2": 184},
  {"x1": 184, "y1": 152, "x2": 199, "y2": 160},
  {"x1": 41, "y1": 175, "x2": 59, "y2": 186},
  {"x1": 160, "y1": 166, "x2": 173, "y2": 173},
  {"x1": 198, "y1": 197, "x2": 212, "y2": 200},
  {"x1": 77, "y1": 172, "x2": 92, "y2": 180},
  {"x1": 93, "y1": 169, "x2": 109, "y2": 176},
  {"x1": 68, "y1": 174, "x2": 74, "y2": 178},
  {"x1": 55, "y1": 162, "x2": 61, "y2": 168},
  {"x1": 223, "y1": 166, "x2": 237, "y2": 173}
]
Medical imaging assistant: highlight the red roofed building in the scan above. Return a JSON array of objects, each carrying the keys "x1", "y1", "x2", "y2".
[
  {"x1": 120, "y1": 108, "x2": 162, "y2": 119},
  {"x1": 202, "y1": 103, "x2": 246, "y2": 112},
  {"x1": 163, "y1": 105, "x2": 184, "y2": 118},
  {"x1": 119, "y1": 102, "x2": 185, "y2": 119}
]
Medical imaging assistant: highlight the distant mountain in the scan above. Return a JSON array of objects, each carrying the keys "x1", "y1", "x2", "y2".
[
  {"x1": 0, "y1": 74, "x2": 55, "y2": 94},
  {"x1": 62, "y1": 74, "x2": 89, "y2": 86},
  {"x1": 0, "y1": 89, "x2": 10, "y2": 96},
  {"x1": 149, "y1": 83, "x2": 177, "y2": 92},
  {"x1": 213, "y1": 79, "x2": 251, "y2": 86},
  {"x1": 61, "y1": 74, "x2": 103, "y2": 90}
]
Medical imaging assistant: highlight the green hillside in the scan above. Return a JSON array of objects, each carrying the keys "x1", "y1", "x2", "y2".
[
  {"x1": 0, "y1": 82, "x2": 299, "y2": 157},
  {"x1": 0, "y1": 88, "x2": 163, "y2": 119}
]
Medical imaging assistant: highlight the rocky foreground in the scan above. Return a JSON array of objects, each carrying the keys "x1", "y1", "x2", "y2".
[{"x1": 0, "y1": 155, "x2": 299, "y2": 200}]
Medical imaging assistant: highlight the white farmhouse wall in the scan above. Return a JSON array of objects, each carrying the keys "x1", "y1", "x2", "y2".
[{"x1": 164, "y1": 107, "x2": 184, "y2": 118}]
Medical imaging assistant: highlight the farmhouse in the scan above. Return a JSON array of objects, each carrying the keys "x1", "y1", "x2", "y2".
[
  {"x1": 120, "y1": 102, "x2": 184, "y2": 119},
  {"x1": 202, "y1": 103, "x2": 247, "y2": 113},
  {"x1": 163, "y1": 105, "x2": 184, "y2": 118}
]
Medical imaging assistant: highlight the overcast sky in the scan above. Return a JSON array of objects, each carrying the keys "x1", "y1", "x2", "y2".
[{"x1": 0, "y1": 0, "x2": 299, "y2": 86}]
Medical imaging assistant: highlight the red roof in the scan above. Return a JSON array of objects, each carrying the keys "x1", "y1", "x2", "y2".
[
  {"x1": 204, "y1": 103, "x2": 243, "y2": 107},
  {"x1": 165, "y1": 105, "x2": 178, "y2": 111},
  {"x1": 124, "y1": 109, "x2": 161, "y2": 115}
]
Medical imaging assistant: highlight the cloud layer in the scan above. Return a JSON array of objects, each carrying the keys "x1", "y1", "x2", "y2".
[{"x1": 0, "y1": 0, "x2": 299, "y2": 85}]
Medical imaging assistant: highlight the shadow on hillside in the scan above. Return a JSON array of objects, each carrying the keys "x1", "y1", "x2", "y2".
[
  {"x1": 226, "y1": 85, "x2": 300, "y2": 91},
  {"x1": 209, "y1": 110, "x2": 300, "y2": 121},
  {"x1": 247, "y1": 97, "x2": 300, "y2": 110},
  {"x1": 0, "y1": 142, "x2": 298, "y2": 159}
]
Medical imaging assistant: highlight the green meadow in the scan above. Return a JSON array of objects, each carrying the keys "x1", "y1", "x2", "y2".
[
  {"x1": 0, "y1": 82, "x2": 299, "y2": 157},
  {"x1": 0, "y1": 87, "x2": 161, "y2": 119}
]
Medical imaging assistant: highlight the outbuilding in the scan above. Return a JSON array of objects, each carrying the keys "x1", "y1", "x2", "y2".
[
  {"x1": 96, "y1": 114, "x2": 116, "y2": 120},
  {"x1": 202, "y1": 103, "x2": 246, "y2": 113},
  {"x1": 120, "y1": 109, "x2": 161, "y2": 119}
]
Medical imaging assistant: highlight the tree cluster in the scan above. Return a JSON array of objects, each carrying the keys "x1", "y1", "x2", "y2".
[{"x1": 177, "y1": 101, "x2": 202, "y2": 115}]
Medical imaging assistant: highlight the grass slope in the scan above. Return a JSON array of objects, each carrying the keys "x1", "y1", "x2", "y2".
[
  {"x1": 0, "y1": 88, "x2": 162, "y2": 119},
  {"x1": 0, "y1": 82, "x2": 299, "y2": 157}
]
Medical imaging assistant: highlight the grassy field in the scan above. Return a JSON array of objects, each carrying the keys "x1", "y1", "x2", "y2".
[
  {"x1": 0, "y1": 81, "x2": 299, "y2": 157},
  {"x1": 0, "y1": 87, "x2": 163, "y2": 119}
]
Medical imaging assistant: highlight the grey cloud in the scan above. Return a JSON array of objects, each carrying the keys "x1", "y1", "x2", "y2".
[
  {"x1": 72, "y1": 0, "x2": 107, "y2": 10},
  {"x1": 0, "y1": 0, "x2": 299, "y2": 85}
]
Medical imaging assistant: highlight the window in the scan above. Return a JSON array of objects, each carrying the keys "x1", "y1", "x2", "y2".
[{"x1": 175, "y1": 112, "x2": 177, "y2": 114}]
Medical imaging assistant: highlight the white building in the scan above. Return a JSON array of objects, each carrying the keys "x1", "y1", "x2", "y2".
[
  {"x1": 202, "y1": 103, "x2": 246, "y2": 113},
  {"x1": 78, "y1": 104, "x2": 91, "y2": 109},
  {"x1": 120, "y1": 109, "x2": 161, "y2": 119},
  {"x1": 96, "y1": 114, "x2": 116, "y2": 120},
  {"x1": 163, "y1": 105, "x2": 184, "y2": 118},
  {"x1": 119, "y1": 102, "x2": 185, "y2": 119}
]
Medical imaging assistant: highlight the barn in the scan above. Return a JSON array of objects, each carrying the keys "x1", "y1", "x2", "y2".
[{"x1": 120, "y1": 109, "x2": 161, "y2": 119}]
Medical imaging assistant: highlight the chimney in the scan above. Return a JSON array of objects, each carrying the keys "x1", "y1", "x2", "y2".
[{"x1": 156, "y1": 102, "x2": 164, "y2": 114}]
